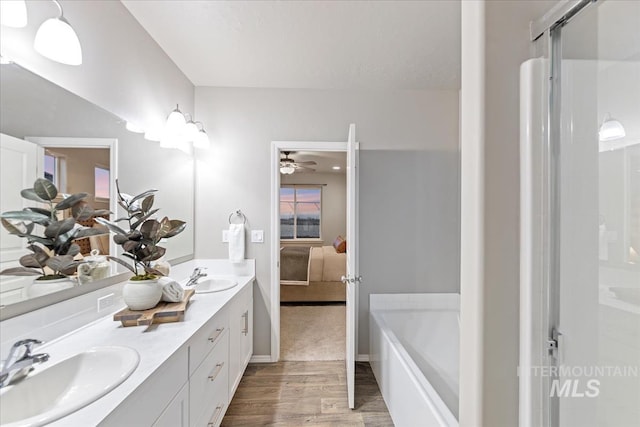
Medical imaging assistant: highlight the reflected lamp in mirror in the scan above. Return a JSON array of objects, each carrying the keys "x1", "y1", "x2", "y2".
[
  {"x1": 0, "y1": 0, "x2": 28, "y2": 28},
  {"x1": 33, "y1": 0, "x2": 82, "y2": 66},
  {"x1": 599, "y1": 113, "x2": 626, "y2": 142}
]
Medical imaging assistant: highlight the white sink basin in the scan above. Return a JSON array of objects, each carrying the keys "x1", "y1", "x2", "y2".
[
  {"x1": 194, "y1": 278, "x2": 237, "y2": 293},
  {"x1": 0, "y1": 346, "x2": 139, "y2": 427}
]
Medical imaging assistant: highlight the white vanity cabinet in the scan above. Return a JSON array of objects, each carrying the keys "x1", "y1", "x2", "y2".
[
  {"x1": 188, "y1": 309, "x2": 230, "y2": 427},
  {"x1": 64, "y1": 276, "x2": 254, "y2": 427},
  {"x1": 100, "y1": 346, "x2": 189, "y2": 427},
  {"x1": 228, "y1": 282, "x2": 253, "y2": 396},
  {"x1": 153, "y1": 382, "x2": 189, "y2": 427}
]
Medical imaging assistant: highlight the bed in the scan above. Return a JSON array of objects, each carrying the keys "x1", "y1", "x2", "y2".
[{"x1": 280, "y1": 244, "x2": 346, "y2": 302}]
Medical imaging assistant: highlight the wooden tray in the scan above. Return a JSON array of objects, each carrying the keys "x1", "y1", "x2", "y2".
[{"x1": 114, "y1": 289, "x2": 196, "y2": 327}]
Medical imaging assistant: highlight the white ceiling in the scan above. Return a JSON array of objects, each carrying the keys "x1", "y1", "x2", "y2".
[{"x1": 121, "y1": 0, "x2": 461, "y2": 90}]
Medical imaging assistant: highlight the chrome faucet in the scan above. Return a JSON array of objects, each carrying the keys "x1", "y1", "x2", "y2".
[
  {"x1": 0, "y1": 339, "x2": 49, "y2": 388},
  {"x1": 186, "y1": 267, "x2": 208, "y2": 286}
]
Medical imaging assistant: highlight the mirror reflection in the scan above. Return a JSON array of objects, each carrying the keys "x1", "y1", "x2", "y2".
[{"x1": 0, "y1": 62, "x2": 195, "y2": 315}]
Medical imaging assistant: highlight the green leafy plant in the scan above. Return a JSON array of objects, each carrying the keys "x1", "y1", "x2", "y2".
[
  {"x1": 96, "y1": 180, "x2": 186, "y2": 280},
  {"x1": 0, "y1": 178, "x2": 110, "y2": 280}
]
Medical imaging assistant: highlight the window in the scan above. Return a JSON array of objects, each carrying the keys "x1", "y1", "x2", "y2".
[
  {"x1": 44, "y1": 154, "x2": 57, "y2": 184},
  {"x1": 280, "y1": 186, "x2": 322, "y2": 239},
  {"x1": 43, "y1": 152, "x2": 66, "y2": 191},
  {"x1": 94, "y1": 166, "x2": 110, "y2": 200}
]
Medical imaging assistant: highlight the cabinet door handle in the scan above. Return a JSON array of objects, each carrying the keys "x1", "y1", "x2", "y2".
[
  {"x1": 207, "y1": 404, "x2": 224, "y2": 427},
  {"x1": 207, "y1": 327, "x2": 224, "y2": 343},
  {"x1": 241, "y1": 311, "x2": 249, "y2": 336},
  {"x1": 208, "y1": 362, "x2": 225, "y2": 382}
]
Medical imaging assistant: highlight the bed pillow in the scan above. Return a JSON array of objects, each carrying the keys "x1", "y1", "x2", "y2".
[{"x1": 333, "y1": 235, "x2": 347, "y2": 253}]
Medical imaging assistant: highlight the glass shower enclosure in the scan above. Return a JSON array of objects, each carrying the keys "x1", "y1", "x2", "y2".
[{"x1": 520, "y1": 0, "x2": 640, "y2": 426}]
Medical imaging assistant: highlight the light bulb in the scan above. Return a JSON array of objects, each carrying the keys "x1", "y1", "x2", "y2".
[
  {"x1": 125, "y1": 121, "x2": 144, "y2": 133},
  {"x1": 34, "y1": 16, "x2": 82, "y2": 65},
  {"x1": 599, "y1": 117, "x2": 626, "y2": 142},
  {"x1": 280, "y1": 166, "x2": 295, "y2": 175},
  {"x1": 184, "y1": 120, "x2": 199, "y2": 142},
  {"x1": 0, "y1": 0, "x2": 28, "y2": 28},
  {"x1": 194, "y1": 129, "x2": 211, "y2": 149}
]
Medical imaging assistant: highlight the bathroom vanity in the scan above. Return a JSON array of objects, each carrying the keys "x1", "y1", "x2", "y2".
[{"x1": 0, "y1": 260, "x2": 254, "y2": 427}]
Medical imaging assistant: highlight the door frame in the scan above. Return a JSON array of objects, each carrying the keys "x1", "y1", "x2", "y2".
[{"x1": 270, "y1": 140, "x2": 348, "y2": 362}]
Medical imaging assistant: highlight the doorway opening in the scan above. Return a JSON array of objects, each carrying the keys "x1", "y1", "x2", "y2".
[
  {"x1": 277, "y1": 150, "x2": 348, "y2": 361},
  {"x1": 270, "y1": 140, "x2": 349, "y2": 362}
]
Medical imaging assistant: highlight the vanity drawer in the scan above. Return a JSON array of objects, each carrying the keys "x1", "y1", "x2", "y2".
[
  {"x1": 190, "y1": 329, "x2": 229, "y2": 427},
  {"x1": 189, "y1": 308, "x2": 229, "y2": 375}
]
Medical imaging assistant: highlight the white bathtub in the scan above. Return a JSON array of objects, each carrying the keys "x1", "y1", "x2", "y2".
[{"x1": 370, "y1": 293, "x2": 459, "y2": 427}]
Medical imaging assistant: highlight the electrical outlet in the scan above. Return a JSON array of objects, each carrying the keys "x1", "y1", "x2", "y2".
[
  {"x1": 251, "y1": 230, "x2": 264, "y2": 243},
  {"x1": 222, "y1": 230, "x2": 230, "y2": 242},
  {"x1": 97, "y1": 293, "x2": 115, "y2": 312}
]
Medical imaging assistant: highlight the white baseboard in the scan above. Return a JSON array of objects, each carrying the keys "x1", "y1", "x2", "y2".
[
  {"x1": 249, "y1": 355, "x2": 273, "y2": 364},
  {"x1": 251, "y1": 354, "x2": 369, "y2": 363}
]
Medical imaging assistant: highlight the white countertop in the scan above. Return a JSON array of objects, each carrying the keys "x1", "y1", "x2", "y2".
[{"x1": 12, "y1": 259, "x2": 255, "y2": 427}]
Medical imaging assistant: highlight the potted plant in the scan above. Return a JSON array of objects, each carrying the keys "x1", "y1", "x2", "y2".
[
  {"x1": 96, "y1": 180, "x2": 186, "y2": 310},
  {"x1": 0, "y1": 178, "x2": 110, "y2": 297}
]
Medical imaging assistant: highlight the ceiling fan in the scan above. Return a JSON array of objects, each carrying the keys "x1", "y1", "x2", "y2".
[{"x1": 280, "y1": 151, "x2": 316, "y2": 174}]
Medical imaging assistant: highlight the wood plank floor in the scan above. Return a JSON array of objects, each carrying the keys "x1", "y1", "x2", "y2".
[{"x1": 221, "y1": 361, "x2": 394, "y2": 426}]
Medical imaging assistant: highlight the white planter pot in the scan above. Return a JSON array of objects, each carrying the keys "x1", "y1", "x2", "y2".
[
  {"x1": 122, "y1": 279, "x2": 162, "y2": 311},
  {"x1": 27, "y1": 277, "x2": 75, "y2": 298}
]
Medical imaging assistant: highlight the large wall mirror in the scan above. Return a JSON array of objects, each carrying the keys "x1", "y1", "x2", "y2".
[{"x1": 0, "y1": 62, "x2": 195, "y2": 320}]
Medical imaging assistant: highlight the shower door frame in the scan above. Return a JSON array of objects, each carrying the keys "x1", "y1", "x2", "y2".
[{"x1": 530, "y1": 1, "x2": 599, "y2": 426}]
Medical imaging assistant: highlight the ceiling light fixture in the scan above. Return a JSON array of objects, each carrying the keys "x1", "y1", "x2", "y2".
[
  {"x1": 280, "y1": 165, "x2": 295, "y2": 175},
  {"x1": 0, "y1": 0, "x2": 28, "y2": 28},
  {"x1": 33, "y1": 0, "x2": 82, "y2": 66},
  {"x1": 599, "y1": 113, "x2": 626, "y2": 142}
]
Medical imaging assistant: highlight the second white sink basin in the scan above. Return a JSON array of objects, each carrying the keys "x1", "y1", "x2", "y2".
[
  {"x1": 194, "y1": 278, "x2": 237, "y2": 293},
  {"x1": 0, "y1": 346, "x2": 139, "y2": 427}
]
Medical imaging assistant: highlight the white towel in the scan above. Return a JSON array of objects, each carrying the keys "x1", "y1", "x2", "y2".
[
  {"x1": 159, "y1": 276, "x2": 184, "y2": 302},
  {"x1": 228, "y1": 223, "x2": 245, "y2": 263}
]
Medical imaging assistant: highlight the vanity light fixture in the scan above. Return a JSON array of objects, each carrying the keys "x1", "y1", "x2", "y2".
[
  {"x1": 183, "y1": 114, "x2": 200, "y2": 143},
  {"x1": 0, "y1": 0, "x2": 28, "y2": 28},
  {"x1": 33, "y1": 0, "x2": 82, "y2": 65},
  {"x1": 144, "y1": 129, "x2": 162, "y2": 142},
  {"x1": 332, "y1": 166, "x2": 341, "y2": 170},
  {"x1": 599, "y1": 113, "x2": 626, "y2": 142},
  {"x1": 160, "y1": 104, "x2": 186, "y2": 148},
  {"x1": 125, "y1": 121, "x2": 144, "y2": 133},
  {"x1": 193, "y1": 123, "x2": 211, "y2": 149},
  {"x1": 160, "y1": 105, "x2": 210, "y2": 150}
]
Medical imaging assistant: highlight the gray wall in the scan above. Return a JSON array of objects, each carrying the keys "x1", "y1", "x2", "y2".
[
  {"x1": 281, "y1": 172, "x2": 346, "y2": 245},
  {"x1": 194, "y1": 86, "x2": 459, "y2": 356},
  {"x1": 358, "y1": 149, "x2": 460, "y2": 352}
]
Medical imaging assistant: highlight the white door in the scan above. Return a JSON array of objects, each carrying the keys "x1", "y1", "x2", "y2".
[
  {"x1": 344, "y1": 124, "x2": 360, "y2": 409},
  {"x1": 0, "y1": 133, "x2": 39, "y2": 304}
]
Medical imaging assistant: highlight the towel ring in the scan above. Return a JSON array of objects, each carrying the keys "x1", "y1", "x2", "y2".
[{"x1": 228, "y1": 210, "x2": 247, "y2": 225}]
